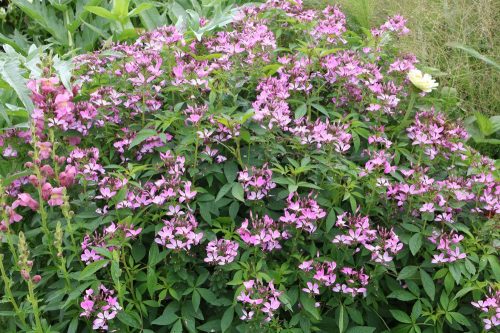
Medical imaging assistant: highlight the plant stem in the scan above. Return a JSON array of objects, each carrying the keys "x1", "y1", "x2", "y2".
[
  {"x1": 26, "y1": 279, "x2": 43, "y2": 333},
  {"x1": 0, "y1": 255, "x2": 27, "y2": 327}
]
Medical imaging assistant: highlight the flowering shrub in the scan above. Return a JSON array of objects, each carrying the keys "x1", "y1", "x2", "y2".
[{"x1": 0, "y1": 1, "x2": 499, "y2": 332}]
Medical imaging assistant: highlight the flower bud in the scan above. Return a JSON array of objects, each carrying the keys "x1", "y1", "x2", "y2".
[{"x1": 32, "y1": 275, "x2": 42, "y2": 284}]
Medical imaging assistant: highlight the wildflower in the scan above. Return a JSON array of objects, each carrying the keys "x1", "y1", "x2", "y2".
[
  {"x1": 408, "y1": 69, "x2": 439, "y2": 93},
  {"x1": 204, "y1": 238, "x2": 239, "y2": 265}
]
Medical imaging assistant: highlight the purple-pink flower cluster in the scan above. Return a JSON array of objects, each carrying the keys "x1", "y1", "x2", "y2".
[
  {"x1": 204, "y1": 238, "x2": 239, "y2": 265},
  {"x1": 238, "y1": 164, "x2": 276, "y2": 200},
  {"x1": 80, "y1": 285, "x2": 122, "y2": 331},
  {"x1": 237, "y1": 279, "x2": 282, "y2": 322}
]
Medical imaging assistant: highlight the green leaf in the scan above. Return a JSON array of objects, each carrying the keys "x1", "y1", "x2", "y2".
[
  {"x1": 446, "y1": 42, "x2": 500, "y2": 71},
  {"x1": 346, "y1": 327, "x2": 376, "y2": 333},
  {"x1": 300, "y1": 293, "x2": 321, "y2": 320},
  {"x1": 130, "y1": 128, "x2": 157, "y2": 148},
  {"x1": 420, "y1": 269, "x2": 435, "y2": 301},
  {"x1": 231, "y1": 183, "x2": 245, "y2": 202},
  {"x1": 224, "y1": 161, "x2": 239, "y2": 183},
  {"x1": 77, "y1": 259, "x2": 108, "y2": 280},
  {"x1": 338, "y1": 305, "x2": 348, "y2": 333},
  {"x1": 449, "y1": 312, "x2": 470, "y2": 326},
  {"x1": 215, "y1": 183, "x2": 233, "y2": 202},
  {"x1": 192, "y1": 290, "x2": 201, "y2": 312},
  {"x1": 53, "y1": 56, "x2": 73, "y2": 92},
  {"x1": 0, "y1": 60, "x2": 34, "y2": 113},
  {"x1": 398, "y1": 266, "x2": 418, "y2": 280},
  {"x1": 152, "y1": 302, "x2": 179, "y2": 326},
  {"x1": 390, "y1": 310, "x2": 412, "y2": 324},
  {"x1": 409, "y1": 233, "x2": 423, "y2": 255},
  {"x1": 128, "y1": 3, "x2": 153, "y2": 17},
  {"x1": 117, "y1": 312, "x2": 141, "y2": 329},
  {"x1": 388, "y1": 290, "x2": 418, "y2": 301},
  {"x1": 85, "y1": 6, "x2": 119, "y2": 20},
  {"x1": 221, "y1": 306, "x2": 234, "y2": 332}
]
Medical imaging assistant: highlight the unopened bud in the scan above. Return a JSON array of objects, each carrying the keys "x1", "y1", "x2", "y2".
[
  {"x1": 32, "y1": 275, "x2": 42, "y2": 284},
  {"x1": 21, "y1": 269, "x2": 30, "y2": 281}
]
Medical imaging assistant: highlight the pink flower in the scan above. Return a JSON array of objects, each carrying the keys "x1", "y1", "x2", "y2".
[{"x1": 48, "y1": 187, "x2": 65, "y2": 206}]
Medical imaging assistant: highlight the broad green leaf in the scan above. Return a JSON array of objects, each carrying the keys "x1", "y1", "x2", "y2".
[
  {"x1": 152, "y1": 302, "x2": 179, "y2": 326},
  {"x1": 390, "y1": 310, "x2": 412, "y2": 324},
  {"x1": 420, "y1": 269, "x2": 435, "y2": 301},
  {"x1": 221, "y1": 306, "x2": 234, "y2": 332},
  {"x1": 85, "y1": 6, "x2": 119, "y2": 21},
  {"x1": 78, "y1": 259, "x2": 108, "y2": 280},
  {"x1": 0, "y1": 60, "x2": 34, "y2": 113},
  {"x1": 409, "y1": 233, "x2": 423, "y2": 255},
  {"x1": 129, "y1": 128, "x2": 157, "y2": 148},
  {"x1": 231, "y1": 182, "x2": 245, "y2": 202}
]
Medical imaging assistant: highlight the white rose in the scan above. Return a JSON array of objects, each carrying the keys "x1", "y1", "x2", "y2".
[{"x1": 407, "y1": 69, "x2": 439, "y2": 93}]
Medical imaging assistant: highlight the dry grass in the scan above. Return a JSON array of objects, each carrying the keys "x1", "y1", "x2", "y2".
[{"x1": 306, "y1": 0, "x2": 500, "y2": 116}]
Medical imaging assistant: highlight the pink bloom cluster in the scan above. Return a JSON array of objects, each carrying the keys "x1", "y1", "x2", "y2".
[
  {"x1": 280, "y1": 192, "x2": 326, "y2": 233},
  {"x1": 237, "y1": 279, "x2": 282, "y2": 322},
  {"x1": 472, "y1": 289, "x2": 500, "y2": 331},
  {"x1": 80, "y1": 285, "x2": 122, "y2": 331},
  {"x1": 115, "y1": 152, "x2": 195, "y2": 209},
  {"x1": 81, "y1": 222, "x2": 142, "y2": 264},
  {"x1": 407, "y1": 110, "x2": 469, "y2": 160},
  {"x1": 428, "y1": 230, "x2": 466, "y2": 264},
  {"x1": 155, "y1": 208, "x2": 203, "y2": 251},
  {"x1": 332, "y1": 212, "x2": 403, "y2": 263},
  {"x1": 238, "y1": 213, "x2": 289, "y2": 251},
  {"x1": 28, "y1": 77, "x2": 99, "y2": 136},
  {"x1": 371, "y1": 15, "x2": 410, "y2": 37},
  {"x1": 288, "y1": 118, "x2": 352, "y2": 152},
  {"x1": 204, "y1": 238, "x2": 239, "y2": 265},
  {"x1": 238, "y1": 164, "x2": 276, "y2": 200},
  {"x1": 299, "y1": 259, "x2": 370, "y2": 297}
]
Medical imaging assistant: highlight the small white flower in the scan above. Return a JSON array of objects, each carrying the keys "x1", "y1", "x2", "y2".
[{"x1": 408, "y1": 69, "x2": 439, "y2": 93}]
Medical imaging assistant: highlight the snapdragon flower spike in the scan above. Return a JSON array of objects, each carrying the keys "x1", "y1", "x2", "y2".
[
  {"x1": 80, "y1": 285, "x2": 122, "y2": 331},
  {"x1": 154, "y1": 210, "x2": 203, "y2": 251},
  {"x1": 238, "y1": 164, "x2": 276, "y2": 200},
  {"x1": 280, "y1": 192, "x2": 326, "y2": 233},
  {"x1": 204, "y1": 238, "x2": 239, "y2": 265},
  {"x1": 237, "y1": 279, "x2": 282, "y2": 322},
  {"x1": 428, "y1": 230, "x2": 466, "y2": 264},
  {"x1": 238, "y1": 213, "x2": 289, "y2": 251},
  {"x1": 472, "y1": 288, "x2": 500, "y2": 331}
]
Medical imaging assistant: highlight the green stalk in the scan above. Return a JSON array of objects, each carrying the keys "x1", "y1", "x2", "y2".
[
  {"x1": 26, "y1": 278, "x2": 43, "y2": 333},
  {"x1": 0, "y1": 255, "x2": 27, "y2": 327}
]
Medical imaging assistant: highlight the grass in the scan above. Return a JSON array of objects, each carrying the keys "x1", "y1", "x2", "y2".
[{"x1": 306, "y1": 0, "x2": 500, "y2": 116}]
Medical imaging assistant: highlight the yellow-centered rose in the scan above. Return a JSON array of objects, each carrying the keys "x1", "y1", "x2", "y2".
[{"x1": 407, "y1": 69, "x2": 439, "y2": 93}]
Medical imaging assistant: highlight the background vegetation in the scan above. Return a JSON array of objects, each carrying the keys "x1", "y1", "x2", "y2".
[{"x1": 306, "y1": 0, "x2": 500, "y2": 117}]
